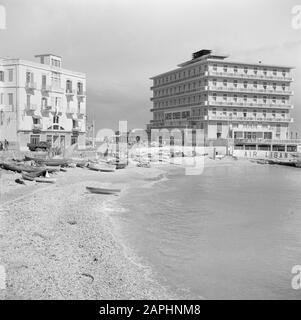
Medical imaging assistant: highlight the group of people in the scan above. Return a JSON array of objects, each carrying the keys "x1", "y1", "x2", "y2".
[{"x1": 0, "y1": 139, "x2": 9, "y2": 151}]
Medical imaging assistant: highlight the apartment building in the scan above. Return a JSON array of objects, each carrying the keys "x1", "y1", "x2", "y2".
[
  {"x1": 149, "y1": 50, "x2": 294, "y2": 145},
  {"x1": 0, "y1": 54, "x2": 86, "y2": 150}
]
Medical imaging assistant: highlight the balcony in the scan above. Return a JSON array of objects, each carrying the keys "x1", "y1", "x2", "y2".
[
  {"x1": 234, "y1": 138, "x2": 301, "y2": 145},
  {"x1": 51, "y1": 84, "x2": 64, "y2": 93},
  {"x1": 25, "y1": 103, "x2": 37, "y2": 111},
  {"x1": 77, "y1": 90, "x2": 86, "y2": 97},
  {"x1": 206, "y1": 71, "x2": 293, "y2": 82},
  {"x1": 66, "y1": 88, "x2": 76, "y2": 96},
  {"x1": 207, "y1": 115, "x2": 293, "y2": 123},
  {"x1": 25, "y1": 82, "x2": 37, "y2": 90},
  {"x1": 72, "y1": 126, "x2": 80, "y2": 132},
  {"x1": 205, "y1": 100, "x2": 293, "y2": 109},
  {"x1": 205, "y1": 86, "x2": 293, "y2": 96},
  {"x1": 32, "y1": 123, "x2": 42, "y2": 131},
  {"x1": 42, "y1": 104, "x2": 53, "y2": 112},
  {"x1": 41, "y1": 84, "x2": 52, "y2": 93}
]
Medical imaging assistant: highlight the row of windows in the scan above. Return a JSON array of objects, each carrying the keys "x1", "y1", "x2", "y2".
[
  {"x1": 153, "y1": 79, "x2": 289, "y2": 97},
  {"x1": 211, "y1": 64, "x2": 288, "y2": 77},
  {"x1": 158, "y1": 109, "x2": 288, "y2": 121},
  {"x1": 154, "y1": 94, "x2": 288, "y2": 108},
  {"x1": 153, "y1": 64, "x2": 289, "y2": 87},
  {"x1": 0, "y1": 69, "x2": 14, "y2": 82}
]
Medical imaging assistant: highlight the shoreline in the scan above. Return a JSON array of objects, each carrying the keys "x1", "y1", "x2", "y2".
[{"x1": 0, "y1": 164, "x2": 180, "y2": 299}]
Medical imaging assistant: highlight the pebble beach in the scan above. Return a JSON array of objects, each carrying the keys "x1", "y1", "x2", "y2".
[{"x1": 0, "y1": 164, "x2": 179, "y2": 300}]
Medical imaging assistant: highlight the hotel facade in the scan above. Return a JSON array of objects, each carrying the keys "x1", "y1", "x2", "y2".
[
  {"x1": 149, "y1": 50, "x2": 296, "y2": 152},
  {"x1": 0, "y1": 54, "x2": 86, "y2": 151}
]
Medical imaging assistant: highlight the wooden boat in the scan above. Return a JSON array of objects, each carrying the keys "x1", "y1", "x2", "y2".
[
  {"x1": 22, "y1": 172, "x2": 36, "y2": 181},
  {"x1": 87, "y1": 163, "x2": 101, "y2": 171},
  {"x1": 86, "y1": 186, "x2": 121, "y2": 194},
  {"x1": 99, "y1": 166, "x2": 115, "y2": 172},
  {"x1": 24, "y1": 156, "x2": 69, "y2": 167},
  {"x1": 35, "y1": 177, "x2": 56, "y2": 184},
  {"x1": 0, "y1": 162, "x2": 45, "y2": 173}
]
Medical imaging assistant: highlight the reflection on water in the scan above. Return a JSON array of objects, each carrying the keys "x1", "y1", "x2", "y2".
[{"x1": 113, "y1": 163, "x2": 301, "y2": 299}]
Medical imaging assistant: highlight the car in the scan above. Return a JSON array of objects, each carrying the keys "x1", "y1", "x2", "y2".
[{"x1": 27, "y1": 141, "x2": 51, "y2": 152}]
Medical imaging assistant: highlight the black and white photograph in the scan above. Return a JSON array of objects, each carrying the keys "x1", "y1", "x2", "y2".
[{"x1": 1, "y1": 0, "x2": 301, "y2": 306}]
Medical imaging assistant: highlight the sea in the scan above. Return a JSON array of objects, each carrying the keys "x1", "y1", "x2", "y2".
[{"x1": 110, "y1": 161, "x2": 301, "y2": 299}]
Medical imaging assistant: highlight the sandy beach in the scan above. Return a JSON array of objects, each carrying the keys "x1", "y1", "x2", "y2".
[{"x1": 0, "y1": 162, "x2": 184, "y2": 300}]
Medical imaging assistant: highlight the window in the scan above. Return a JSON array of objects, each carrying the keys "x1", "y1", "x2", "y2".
[
  {"x1": 244, "y1": 67, "x2": 248, "y2": 74},
  {"x1": 213, "y1": 93, "x2": 217, "y2": 101},
  {"x1": 253, "y1": 110, "x2": 257, "y2": 117},
  {"x1": 233, "y1": 109, "x2": 237, "y2": 116},
  {"x1": 223, "y1": 79, "x2": 227, "y2": 87},
  {"x1": 0, "y1": 110, "x2": 3, "y2": 126},
  {"x1": 253, "y1": 81, "x2": 257, "y2": 88},
  {"x1": 272, "y1": 83, "x2": 276, "y2": 90},
  {"x1": 282, "y1": 97, "x2": 286, "y2": 104},
  {"x1": 223, "y1": 65, "x2": 228, "y2": 72},
  {"x1": 165, "y1": 113, "x2": 172, "y2": 120},
  {"x1": 71, "y1": 136, "x2": 78, "y2": 145},
  {"x1": 281, "y1": 83, "x2": 286, "y2": 91},
  {"x1": 223, "y1": 108, "x2": 227, "y2": 115},
  {"x1": 272, "y1": 110, "x2": 276, "y2": 117},
  {"x1": 281, "y1": 110, "x2": 285, "y2": 118},
  {"x1": 234, "y1": 80, "x2": 238, "y2": 87},
  {"x1": 272, "y1": 97, "x2": 276, "y2": 104},
  {"x1": 234, "y1": 66, "x2": 238, "y2": 73},
  {"x1": 243, "y1": 95, "x2": 247, "y2": 102},
  {"x1": 273, "y1": 69, "x2": 277, "y2": 76},
  {"x1": 213, "y1": 79, "x2": 217, "y2": 86},
  {"x1": 8, "y1": 93, "x2": 13, "y2": 106},
  {"x1": 223, "y1": 94, "x2": 227, "y2": 101},
  {"x1": 253, "y1": 67, "x2": 258, "y2": 75},
  {"x1": 8, "y1": 69, "x2": 13, "y2": 82},
  {"x1": 263, "y1": 69, "x2": 267, "y2": 76},
  {"x1": 0, "y1": 93, "x2": 3, "y2": 104},
  {"x1": 243, "y1": 110, "x2": 247, "y2": 117},
  {"x1": 282, "y1": 70, "x2": 286, "y2": 77},
  {"x1": 243, "y1": 81, "x2": 248, "y2": 88},
  {"x1": 263, "y1": 82, "x2": 267, "y2": 90},
  {"x1": 0, "y1": 71, "x2": 4, "y2": 81},
  {"x1": 213, "y1": 64, "x2": 217, "y2": 71},
  {"x1": 212, "y1": 108, "x2": 217, "y2": 115},
  {"x1": 233, "y1": 95, "x2": 238, "y2": 102},
  {"x1": 263, "y1": 110, "x2": 267, "y2": 117},
  {"x1": 53, "y1": 115, "x2": 59, "y2": 124},
  {"x1": 66, "y1": 80, "x2": 72, "y2": 92},
  {"x1": 30, "y1": 135, "x2": 40, "y2": 145},
  {"x1": 253, "y1": 96, "x2": 257, "y2": 102},
  {"x1": 51, "y1": 59, "x2": 61, "y2": 68},
  {"x1": 263, "y1": 96, "x2": 267, "y2": 104}
]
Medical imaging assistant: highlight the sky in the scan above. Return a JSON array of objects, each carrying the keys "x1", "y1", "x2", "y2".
[{"x1": 1, "y1": 0, "x2": 301, "y2": 133}]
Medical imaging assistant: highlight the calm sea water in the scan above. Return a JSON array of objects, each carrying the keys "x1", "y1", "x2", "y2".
[{"x1": 112, "y1": 162, "x2": 301, "y2": 299}]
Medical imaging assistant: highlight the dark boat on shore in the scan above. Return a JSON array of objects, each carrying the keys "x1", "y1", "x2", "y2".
[
  {"x1": 21, "y1": 172, "x2": 36, "y2": 181},
  {"x1": 24, "y1": 156, "x2": 69, "y2": 167},
  {"x1": 86, "y1": 186, "x2": 121, "y2": 194}
]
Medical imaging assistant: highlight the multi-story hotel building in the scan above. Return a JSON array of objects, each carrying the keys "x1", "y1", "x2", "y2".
[
  {"x1": 149, "y1": 50, "x2": 294, "y2": 148},
  {"x1": 0, "y1": 54, "x2": 86, "y2": 150}
]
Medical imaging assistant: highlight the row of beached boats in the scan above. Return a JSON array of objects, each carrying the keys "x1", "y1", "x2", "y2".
[{"x1": 0, "y1": 155, "x2": 127, "y2": 194}]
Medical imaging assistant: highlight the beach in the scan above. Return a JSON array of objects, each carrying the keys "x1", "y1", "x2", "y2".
[{"x1": 0, "y1": 163, "x2": 181, "y2": 300}]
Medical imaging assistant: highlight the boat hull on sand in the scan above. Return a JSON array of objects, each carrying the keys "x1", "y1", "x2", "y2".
[{"x1": 86, "y1": 186, "x2": 121, "y2": 194}]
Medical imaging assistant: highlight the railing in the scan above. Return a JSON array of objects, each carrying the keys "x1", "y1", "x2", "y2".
[
  {"x1": 66, "y1": 88, "x2": 76, "y2": 95},
  {"x1": 51, "y1": 84, "x2": 64, "y2": 93},
  {"x1": 205, "y1": 86, "x2": 293, "y2": 95},
  {"x1": 205, "y1": 101, "x2": 293, "y2": 109},
  {"x1": 42, "y1": 104, "x2": 53, "y2": 111},
  {"x1": 206, "y1": 71, "x2": 293, "y2": 82},
  {"x1": 234, "y1": 138, "x2": 301, "y2": 144},
  {"x1": 208, "y1": 115, "x2": 293, "y2": 123},
  {"x1": 77, "y1": 90, "x2": 86, "y2": 97},
  {"x1": 41, "y1": 84, "x2": 52, "y2": 92},
  {"x1": 72, "y1": 126, "x2": 80, "y2": 132},
  {"x1": 25, "y1": 103, "x2": 37, "y2": 111},
  {"x1": 32, "y1": 124, "x2": 42, "y2": 131},
  {"x1": 25, "y1": 82, "x2": 37, "y2": 90}
]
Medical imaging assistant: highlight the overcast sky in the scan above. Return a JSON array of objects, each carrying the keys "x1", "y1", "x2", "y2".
[{"x1": 1, "y1": 0, "x2": 301, "y2": 133}]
